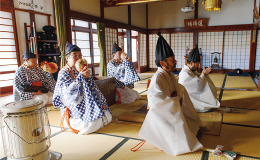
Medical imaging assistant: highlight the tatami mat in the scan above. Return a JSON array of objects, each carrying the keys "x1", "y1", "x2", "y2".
[
  {"x1": 220, "y1": 90, "x2": 260, "y2": 110},
  {"x1": 96, "y1": 123, "x2": 141, "y2": 139},
  {"x1": 208, "y1": 73, "x2": 226, "y2": 88},
  {"x1": 207, "y1": 152, "x2": 256, "y2": 160},
  {"x1": 224, "y1": 76, "x2": 257, "y2": 90},
  {"x1": 223, "y1": 108, "x2": 260, "y2": 127},
  {"x1": 49, "y1": 132, "x2": 124, "y2": 160},
  {"x1": 107, "y1": 139, "x2": 204, "y2": 160},
  {"x1": 48, "y1": 110, "x2": 62, "y2": 127},
  {"x1": 198, "y1": 124, "x2": 260, "y2": 158},
  {"x1": 138, "y1": 72, "x2": 154, "y2": 80}
]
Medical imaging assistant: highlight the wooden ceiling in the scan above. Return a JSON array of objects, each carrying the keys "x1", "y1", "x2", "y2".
[{"x1": 101, "y1": 0, "x2": 178, "y2": 7}]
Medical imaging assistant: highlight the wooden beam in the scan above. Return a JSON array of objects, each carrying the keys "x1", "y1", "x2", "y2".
[
  {"x1": 101, "y1": 0, "x2": 178, "y2": 7},
  {"x1": 128, "y1": 5, "x2": 131, "y2": 25},
  {"x1": 70, "y1": 10, "x2": 146, "y2": 33}
]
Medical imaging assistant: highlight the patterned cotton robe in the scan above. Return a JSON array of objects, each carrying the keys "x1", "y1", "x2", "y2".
[
  {"x1": 53, "y1": 66, "x2": 111, "y2": 123},
  {"x1": 107, "y1": 59, "x2": 140, "y2": 89},
  {"x1": 13, "y1": 65, "x2": 56, "y2": 101}
]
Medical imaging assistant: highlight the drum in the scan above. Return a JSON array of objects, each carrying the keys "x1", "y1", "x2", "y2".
[{"x1": 0, "y1": 100, "x2": 51, "y2": 160}]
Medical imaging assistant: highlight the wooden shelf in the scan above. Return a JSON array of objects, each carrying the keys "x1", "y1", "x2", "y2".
[{"x1": 37, "y1": 40, "x2": 57, "y2": 43}]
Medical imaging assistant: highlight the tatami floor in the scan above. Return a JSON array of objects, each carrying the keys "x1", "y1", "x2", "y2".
[{"x1": 1, "y1": 72, "x2": 260, "y2": 160}]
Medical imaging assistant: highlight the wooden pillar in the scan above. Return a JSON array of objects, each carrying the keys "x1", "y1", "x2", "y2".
[
  {"x1": 249, "y1": 27, "x2": 257, "y2": 73},
  {"x1": 194, "y1": 0, "x2": 198, "y2": 19},
  {"x1": 127, "y1": 5, "x2": 132, "y2": 60},
  {"x1": 65, "y1": 0, "x2": 72, "y2": 43},
  {"x1": 100, "y1": 0, "x2": 104, "y2": 19}
]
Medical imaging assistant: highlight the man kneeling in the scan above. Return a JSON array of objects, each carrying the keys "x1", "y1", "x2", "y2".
[
  {"x1": 178, "y1": 45, "x2": 220, "y2": 112},
  {"x1": 139, "y1": 33, "x2": 202, "y2": 156},
  {"x1": 53, "y1": 42, "x2": 112, "y2": 134}
]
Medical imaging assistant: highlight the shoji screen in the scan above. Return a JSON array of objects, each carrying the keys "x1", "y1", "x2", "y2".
[
  {"x1": 149, "y1": 33, "x2": 170, "y2": 69},
  {"x1": 0, "y1": 10, "x2": 18, "y2": 92},
  {"x1": 171, "y1": 32, "x2": 193, "y2": 69},
  {"x1": 139, "y1": 33, "x2": 147, "y2": 67},
  {"x1": 255, "y1": 31, "x2": 260, "y2": 71},
  {"x1": 105, "y1": 27, "x2": 117, "y2": 65},
  {"x1": 223, "y1": 30, "x2": 251, "y2": 70},
  {"x1": 198, "y1": 31, "x2": 223, "y2": 68}
]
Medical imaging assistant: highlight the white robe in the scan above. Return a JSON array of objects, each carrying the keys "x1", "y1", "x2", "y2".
[
  {"x1": 179, "y1": 65, "x2": 220, "y2": 112},
  {"x1": 139, "y1": 67, "x2": 203, "y2": 156}
]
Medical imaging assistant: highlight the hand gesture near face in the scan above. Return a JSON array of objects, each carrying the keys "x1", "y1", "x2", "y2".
[
  {"x1": 202, "y1": 66, "x2": 212, "y2": 75},
  {"x1": 81, "y1": 66, "x2": 91, "y2": 78}
]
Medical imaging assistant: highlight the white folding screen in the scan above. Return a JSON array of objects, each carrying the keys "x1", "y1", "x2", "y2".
[
  {"x1": 255, "y1": 31, "x2": 260, "y2": 71},
  {"x1": 105, "y1": 27, "x2": 117, "y2": 65},
  {"x1": 139, "y1": 33, "x2": 147, "y2": 67},
  {"x1": 198, "y1": 31, "x2": 223, "y2": 69},
  {"x1": 171, "y1": 32, "x2": 193, "y2": 69},
  {"x1": 223, "y1": 30, "x2": 251, "y2": 70},
  {"x1": 149, "y1": 33, "x2": 170, "y2": 68}
]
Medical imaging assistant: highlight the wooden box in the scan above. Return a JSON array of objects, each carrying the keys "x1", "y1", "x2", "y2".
[{"x1": 93, "y1": 76, "x2": 116, "y2": 106}]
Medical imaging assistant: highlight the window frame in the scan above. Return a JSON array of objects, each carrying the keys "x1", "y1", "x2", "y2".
[{"x1": 71, "y1": 19, "x2": 99, "y2": 76}]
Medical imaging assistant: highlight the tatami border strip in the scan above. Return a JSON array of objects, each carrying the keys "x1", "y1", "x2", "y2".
[
  {"x1": 99, "y1": 138, "x2": 129, "y2": 160},
  {"x1": 138, "y1": 89, "x2": 148, "y2": 94},
  {"x1": 238, "y1": 154, "x2": 260, "y2": 159},
  {"x1": 219, "y1": 73, "x2": 227, "y2": 102},
  {"x1": 222, "y1": 122, "x2": 260, "y2": 129},
  {"x1": 201, "y1": 151, "x2": 209, "y2": 160}
]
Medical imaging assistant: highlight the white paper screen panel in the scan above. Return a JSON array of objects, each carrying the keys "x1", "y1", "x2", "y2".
[
  {"x1": 255, "y1": 31, "x2": 260, "y2": 70},
  {"x1": 171, "y1": 32, "x2": 193, "y2": 69},
  {"x1": 198, "y1": 31, "x2": 223, "y2": 69},
  {"x1": 223, "y1": 30, "x2": 251, "y2": 70},
  {"x1": 140, "y1": 33, "x2": 147, "y2": 66},
  {"x1": 149, "y1": 33, "x2": 170, "y2": 68},
  {"x1": 105, "y1": 28, "x2": 117, "y2": 65}
]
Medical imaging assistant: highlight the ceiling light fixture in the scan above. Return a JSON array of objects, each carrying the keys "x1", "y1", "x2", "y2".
[{"x1": 181, "y1": 0, "x2": 194, "y2": 13}]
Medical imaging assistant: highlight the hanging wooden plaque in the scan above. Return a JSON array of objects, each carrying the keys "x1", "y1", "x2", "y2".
[{"x1": 184, "y1": 18, "x2": 207, "y2": 28}]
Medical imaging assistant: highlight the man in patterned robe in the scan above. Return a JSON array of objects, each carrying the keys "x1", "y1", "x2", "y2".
[
  {"x1": 13, "y1": 51, "x2": 55, "y2": 105},
  {"x1": 107, "y1": 43, "x2": 140, "y2": 104},
  {"x1": 53, "y1": 42, "x2": 112, "y2": 135}
]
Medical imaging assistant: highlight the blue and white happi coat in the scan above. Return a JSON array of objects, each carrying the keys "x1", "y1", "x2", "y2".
[
  {"x1": 13, "y1": 66, "x2": 56, "y2": 101},
  {"x1": 53, "y1": 66, "x2": 111, "y2": 122},
  {"x1": 107, "y1": 59, "x2": 140, "y2": 89}
]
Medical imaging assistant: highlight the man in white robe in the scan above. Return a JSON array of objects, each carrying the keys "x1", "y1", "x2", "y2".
[
  {"x1": 139, "y1": 32, "x2": 203, "y2": 156},
  {"x1": 179, "y1": 45, "x2": 220, "y2": 112},
  {"x1": 53, "y1": 42, "x2": 112, "y2": 134}
]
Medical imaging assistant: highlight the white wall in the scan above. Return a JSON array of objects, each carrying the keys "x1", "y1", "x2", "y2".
[
  {"x1": 198, "y1": 0, "x2": 254, "y2": 26},
  {"x1": 70, "y1": 0, "x2": 100, "y2": 17},
  {"x1": 131, "y1": 4, "x2": 146, "y2": 29},
  {"x1": 148, "y1": 1, "x2": 194, "y2": 29},
  {"x1": 148, "y1": 0, "x2": 255, "y2": 29},
  {"x1": 104, "y1": 5, "x2": 128, "y2": 24},
  {"x1": 13, "y1": 0, "x2": 55, "y2": 63}
]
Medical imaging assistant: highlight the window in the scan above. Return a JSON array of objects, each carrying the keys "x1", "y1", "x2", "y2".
[
  {"x1": 171, "y1": 32, "x2": 193, "y2": 69},
  {"x1": 71, "y1": 19, "x2": 100, "y2": 75},
  {"x1": 139, "y1": 33, "x2": 147, "y2": 67},
  {"x1": 0, "y1": 10, "x2": 19, "y2": 93},
  {"x1": 198, "y1": 31, "x2": 223, "y2": 68},
  {"x1": 124, "y1": 37, "x2": 137, "y2": 62}
]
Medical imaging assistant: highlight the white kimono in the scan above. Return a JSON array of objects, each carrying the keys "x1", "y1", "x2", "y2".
[
  {"x1": 139, "y1": 67, "x2": 203, "y2": 156},
  {"x1": 179, "y1": 65, "x2": 220, "y2": 112}
]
